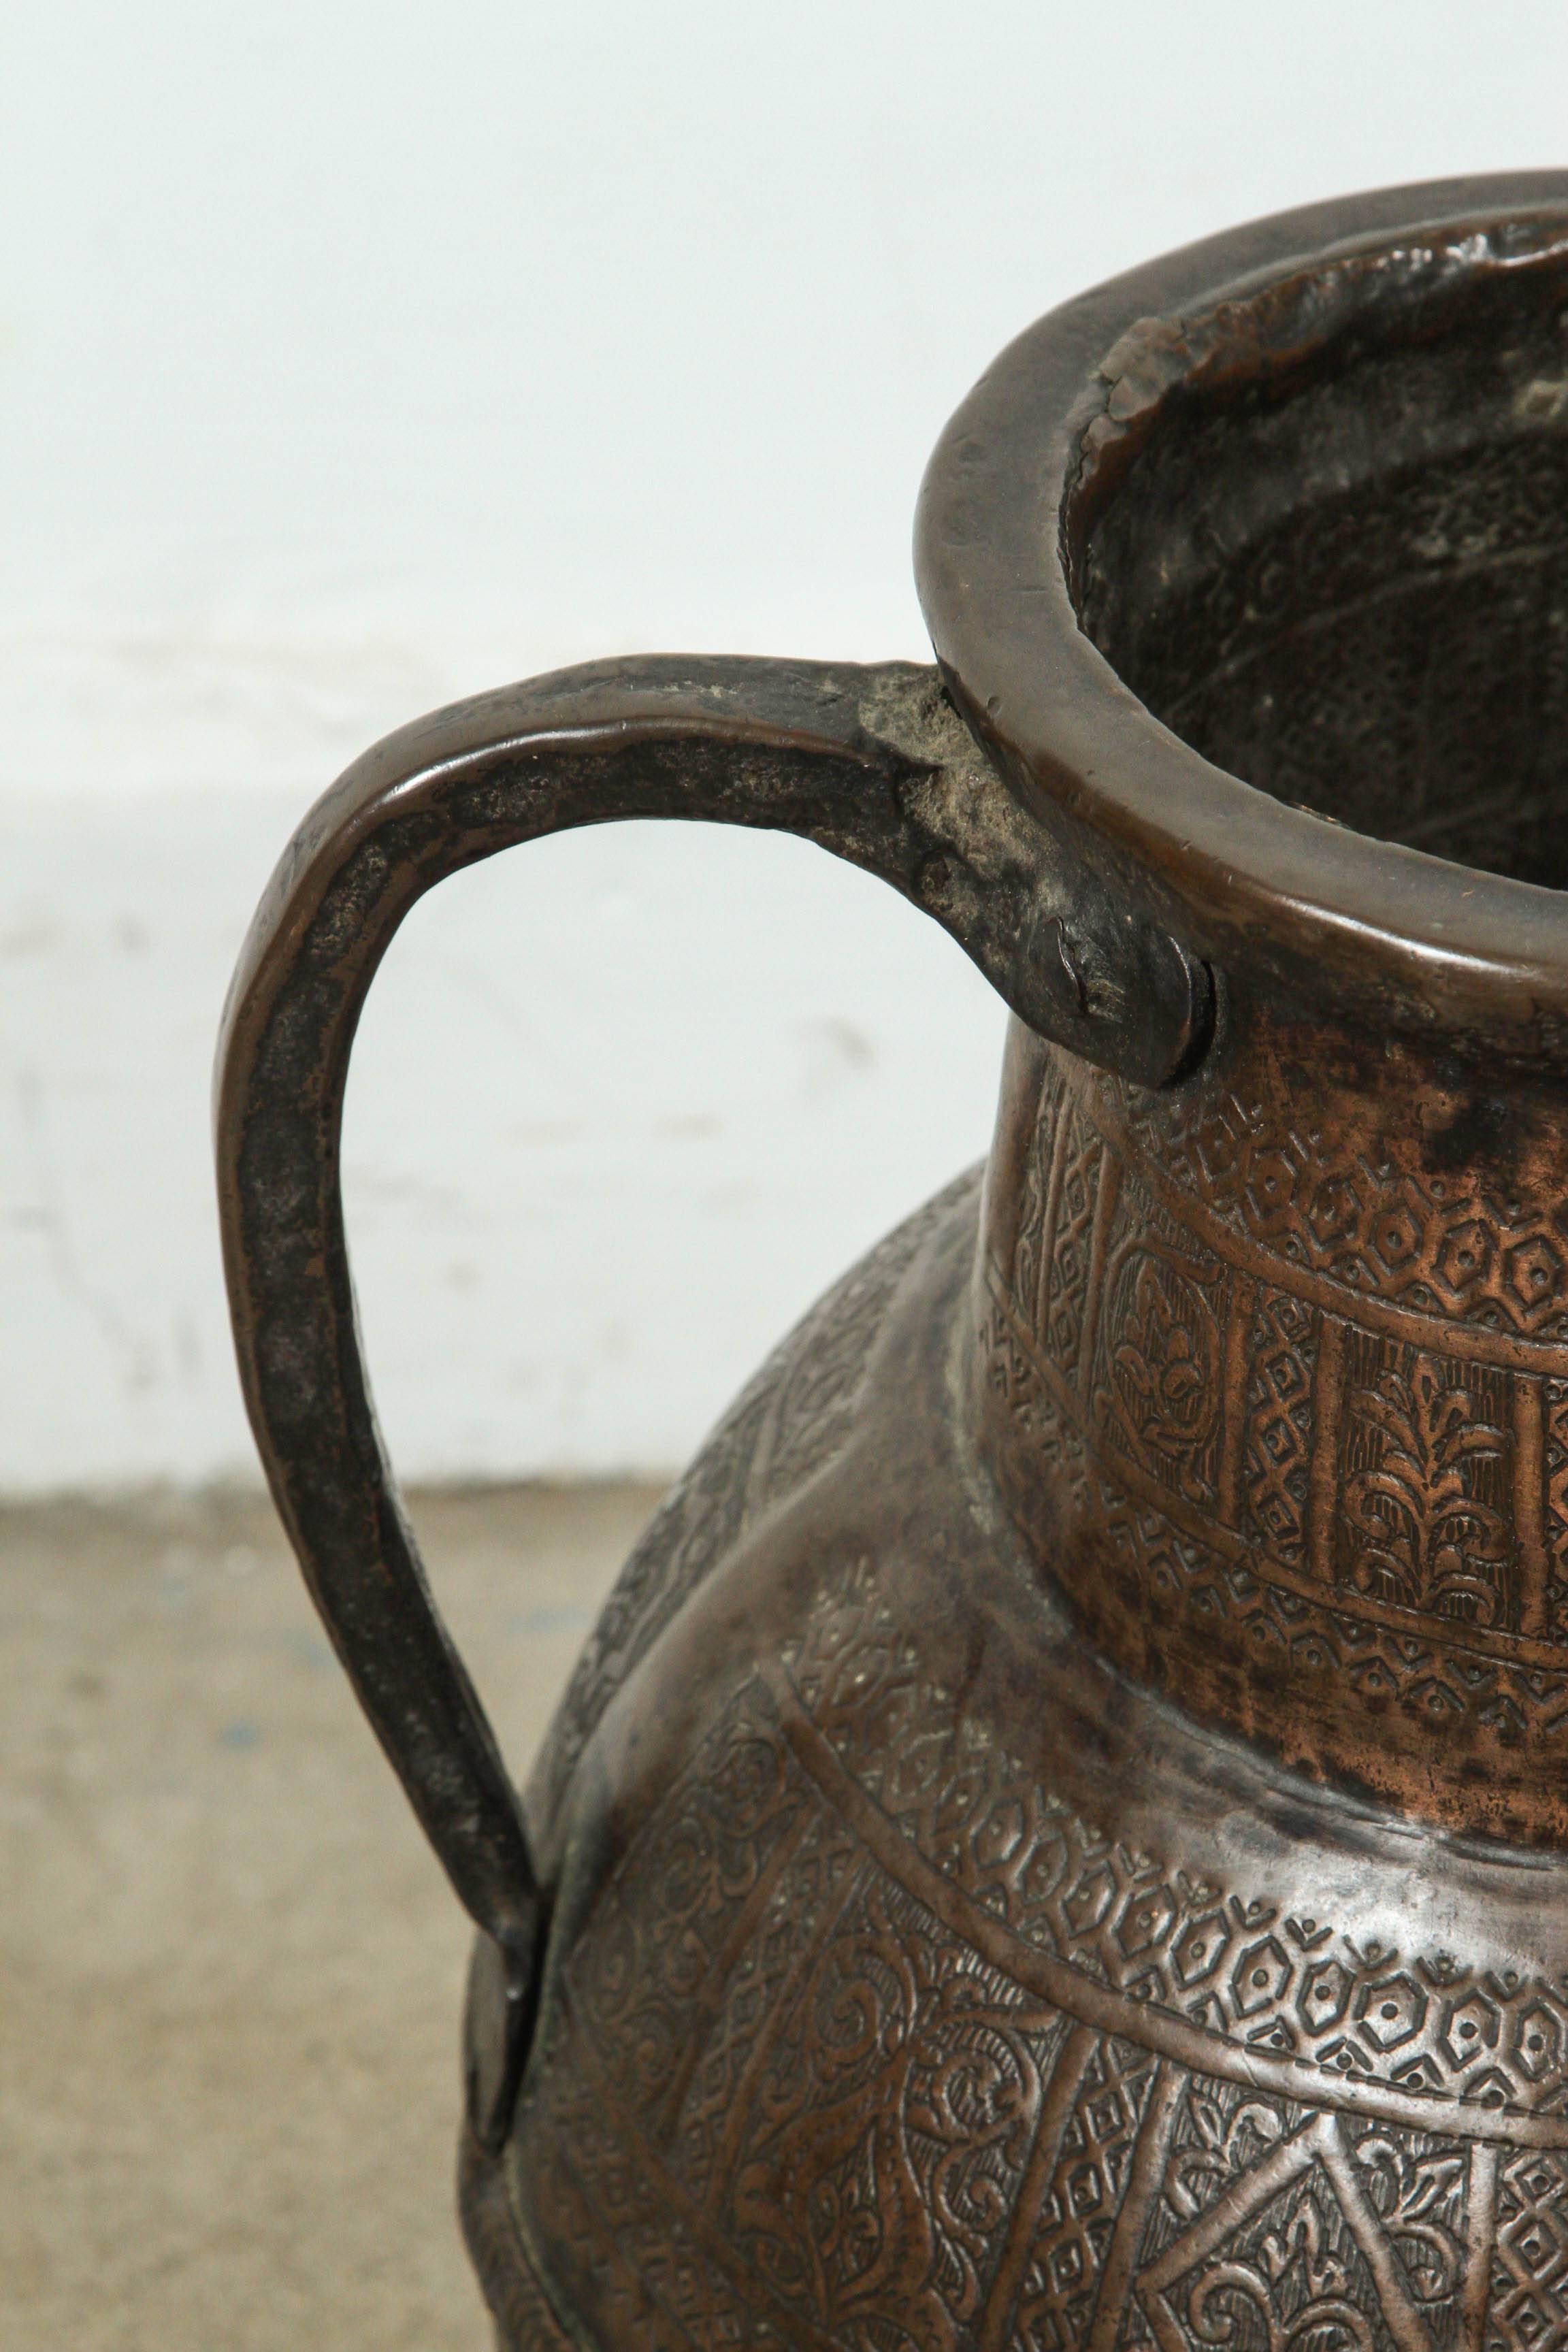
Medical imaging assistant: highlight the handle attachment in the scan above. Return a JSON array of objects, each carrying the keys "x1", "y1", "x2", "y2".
[{"x1": 215, "y1": 654, "x2": 1209, "y2": 2146}]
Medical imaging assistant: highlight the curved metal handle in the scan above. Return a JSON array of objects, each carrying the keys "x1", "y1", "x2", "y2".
[{"x1": 214, "y1": 652, "x2": 1209, "y2": 2145}]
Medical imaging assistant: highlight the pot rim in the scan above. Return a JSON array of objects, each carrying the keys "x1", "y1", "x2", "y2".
[{"x1": 915, "y1": 172, "x2": 1568, "y2": 1072}]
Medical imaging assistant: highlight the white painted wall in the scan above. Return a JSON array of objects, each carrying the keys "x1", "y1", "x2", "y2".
[{"x1": 2, "y1": 1, "x2": 1566, "y2": 1491}]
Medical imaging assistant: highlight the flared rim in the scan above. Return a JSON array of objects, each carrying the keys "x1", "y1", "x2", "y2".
[{"x1": 915, "y1": 173, "x2": 1568, "y2": 1073}]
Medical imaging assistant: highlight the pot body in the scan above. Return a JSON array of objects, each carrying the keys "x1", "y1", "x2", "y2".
[{"x1": 471, "y1": 1021, "x2": 1568, "y2": 2352}]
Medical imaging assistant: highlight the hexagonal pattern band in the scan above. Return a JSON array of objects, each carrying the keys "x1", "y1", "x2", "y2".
[{"x1": 504, "y1": 1567, "x2": 1568, "y2": 2351}]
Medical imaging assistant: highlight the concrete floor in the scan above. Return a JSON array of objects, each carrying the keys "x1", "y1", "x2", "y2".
[{"x1": 0, "y1": 1481, "x2": 662, "y2": 2351}]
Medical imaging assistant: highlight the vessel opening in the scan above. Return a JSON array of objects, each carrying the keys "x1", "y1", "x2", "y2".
[{"x1": 1072, "y1": 227, "x2": 1568, "y2": 888}]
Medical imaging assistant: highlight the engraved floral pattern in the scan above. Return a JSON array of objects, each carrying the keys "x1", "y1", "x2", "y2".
[
  {"x1": 1105, "y1": 1252, "x2": 1224, "y2": 1507},
  {"x1": 976, "y1": 1030, "x2": 1568, "y2": 1823},
  {"x1": 504, "y1": 1588, "x2": 1531, "y2": 2352},
  {"x1": 1341, "y1": 1355, "x2": 1509, "y2": 1625}
]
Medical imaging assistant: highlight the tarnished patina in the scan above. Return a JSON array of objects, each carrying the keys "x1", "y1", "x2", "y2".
[{"x1": 220, "y1": 175, "x2": 1568, "y2": 2351}]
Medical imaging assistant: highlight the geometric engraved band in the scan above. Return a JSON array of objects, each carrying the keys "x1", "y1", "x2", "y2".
[
  {"x1": 510, "y1": 1578, "x2": 1566, "y2": 2352},
  {"x1": 977, "y1": 1039, "x2": 1568, "y2": 1814},
  {"x1": 1095, "y1": 1081, "x2": 1568, "y2": 1382},
  {"x1": 764, "y1": 1654, "x2": 1568, "y2": 2146}
]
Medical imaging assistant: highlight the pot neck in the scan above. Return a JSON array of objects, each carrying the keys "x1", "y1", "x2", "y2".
[{"x1": 972, "y1": 1001, "x2": 1568, "y2": 1848}]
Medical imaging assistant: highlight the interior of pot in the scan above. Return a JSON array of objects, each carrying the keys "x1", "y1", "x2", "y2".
[{"x1": 1073, "y1": 229, "x2": 1568, "y2": 887}]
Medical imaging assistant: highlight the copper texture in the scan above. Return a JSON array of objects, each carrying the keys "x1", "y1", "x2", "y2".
[{"x1": 218, "y1": 175, "x2": 1568, "y2": 2350}]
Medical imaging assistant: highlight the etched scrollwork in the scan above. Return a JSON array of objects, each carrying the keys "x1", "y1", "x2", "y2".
[
  {"x1": 497, "y1": 1561, "x2": 1550, "y2": 2351},
  {"x1": 1350, "y1": 2134, "x2": 1466, "y2": 2308},
  {"x1": 732, "y1": 1879, "x2": 1063, "y2": 2342},
  {"x1": 1166, "y1": 2094, "x2": 1288, "y2": 2223},
  {"x1": 1181, "y1": 2221, "x2": 1375, "y2": 2352}
]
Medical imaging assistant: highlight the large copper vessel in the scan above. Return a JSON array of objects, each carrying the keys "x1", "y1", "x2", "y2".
[{"x1": 218, "y1": 177, "x2": 1568, "y2": 2350}]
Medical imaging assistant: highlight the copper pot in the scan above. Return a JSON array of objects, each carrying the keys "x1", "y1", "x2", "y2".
[{"x1": 218, "y1": 175, "x2": 1568, "y2": 2351}]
